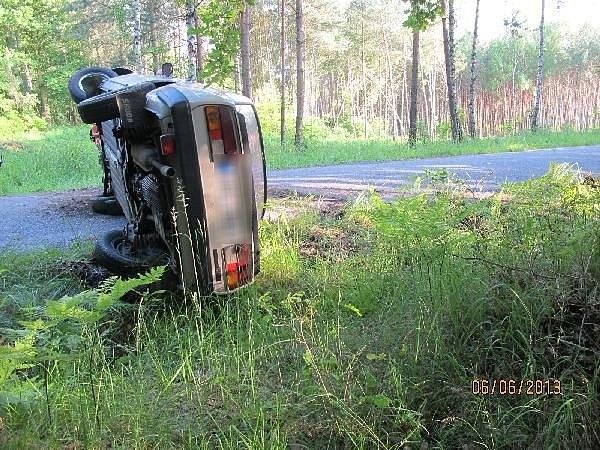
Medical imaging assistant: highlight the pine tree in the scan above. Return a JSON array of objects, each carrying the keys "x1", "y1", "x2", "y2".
[{"x1": 408, "y1": 29, "x2": 419, "y2": 147}]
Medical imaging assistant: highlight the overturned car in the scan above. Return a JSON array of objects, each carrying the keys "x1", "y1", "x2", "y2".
[{"x1": 68, "y1": 66, "x2": 266, "y2": 295}]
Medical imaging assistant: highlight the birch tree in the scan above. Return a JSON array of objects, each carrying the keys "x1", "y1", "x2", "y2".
[
  {"x1": 440, "y1": 0, "x2": 461, "y2": 142},
  {"x1": 467, "y1": 0, "x2": 480, "y2": 138},
  {"x1": 195, "y1": 11, "x2": 204, "y2": 81},
  {"x1": 132, "y1": 0, "x2": 142, "y2": 72},
  {"x1": 280, "y1": 0, "x2": 286, "y2": 144},
  {"x1": 240, "y1": 0, "x2": 252, "y2": 98},
  {"x1": 530, "y1": 0, "x2": 545, "y2": 131},
  {"x1": 185, "y1": 1, "x2": 198, "y2": 81}
]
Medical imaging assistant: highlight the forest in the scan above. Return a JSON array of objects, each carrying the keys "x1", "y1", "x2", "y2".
[{"x1": 0, "y1": 0, "x2": 599, "y2": 144}]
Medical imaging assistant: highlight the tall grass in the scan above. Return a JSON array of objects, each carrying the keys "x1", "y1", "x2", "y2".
[{"x1": 0, "y1": 166, "x2": 598, "y2": 448}]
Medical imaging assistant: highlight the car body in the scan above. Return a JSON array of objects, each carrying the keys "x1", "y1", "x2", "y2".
[{"x1": 72, "y1": 69, "x2": 266, "y2": 295}]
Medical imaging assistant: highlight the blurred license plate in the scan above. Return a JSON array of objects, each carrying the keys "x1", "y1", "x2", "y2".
[{"x1": 216, "y1": 158, "x2": 234, "y2": 173}]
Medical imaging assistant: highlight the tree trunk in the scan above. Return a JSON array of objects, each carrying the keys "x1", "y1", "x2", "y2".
[
  {"x1": 240, "y1": 1, "x2": 252, "y2": 98},
  {"x1": 294, "y1": 0, "x2": 305, "y2": 146},
  {"x1": 194, "y1": 13, "x2": 204, "y2": 81},
  {"x1": 234, "y1": 52, "x2": 242, "y2": 92},
  {"x1": 132, "y1": 0, "x2": 142, "y2": 72},
  {"x1": 38, "y1": 82, "x2": 50, "y2": 120},
  {"x1": 147, "y1": 0, "x2": 159, "y2": 74},
  {"x1": 430, "y1": 68, "x2": 437, "y2": 138},
  {"x1": 22, "y1": 63, "x2": 33, "y2": 93},
  {"x1": 408, "y1": 30, "x2": 419, "y2": 147},
  {"x1": 361, "y1": 11, "x2": 367, "y2": 139},
  {"x1": 467, "y1": 0, "x2": 480, "y2": 138},
  {"x1": 531, "y1": 0, "x2": 545, "y2": 132},
  {"x1": 441, "y1": 0, "x2": 461, "y2": 142},
  {"x1": 149, "y1": 17, "x2": 159, "y2": 74},
  {"x1": 185, "y1": 1, "x2": 198, "y2": 81},
  {"x1": 280, "y1": 0, "x2": 286, "y2": 145}
]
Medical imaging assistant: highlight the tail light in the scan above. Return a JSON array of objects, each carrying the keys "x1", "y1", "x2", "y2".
[
  {"x1": 160, "y1": 134, "x2": 176, "y2": 156},
  {"x1": 205, "y1": 105, "x2": 240, "y2": 157},
  {"x1": 223, "y1": 244, "x2": 251, "y2": 290},
  {"x1": 226, "y1": 262, "x2": 240, "y2": 290}
]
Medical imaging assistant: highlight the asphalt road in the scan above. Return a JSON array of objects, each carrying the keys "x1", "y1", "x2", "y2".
[
  {"x1": 268, "y1": 145, "x2": 600, "y2": 198},
  {"x1": 1, "y1": 145, "x2": 598, "y2": 251}
]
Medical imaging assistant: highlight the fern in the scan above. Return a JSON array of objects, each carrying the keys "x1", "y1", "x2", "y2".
[{"x1": 0, "y1": 266, "x2": 165, "y2": 411}]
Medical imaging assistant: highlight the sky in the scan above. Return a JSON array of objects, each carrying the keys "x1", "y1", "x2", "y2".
[
  {"x1": 454, "y1": 0, "x2": 600, "y2": 43},
  {"x1": 334, "y1": 0, "x2": 599, "y2": 41}
]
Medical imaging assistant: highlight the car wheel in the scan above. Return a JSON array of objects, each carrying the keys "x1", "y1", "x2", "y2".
[
  {"x1": 68, "y1": 67, "x2": 118, "y2": 104},
  {"x1": 90, "y1": 195, "x2": 123, "y2": 216},
  {"x1": 94, "y1": 229, "x2": 169, "y2": 275}
]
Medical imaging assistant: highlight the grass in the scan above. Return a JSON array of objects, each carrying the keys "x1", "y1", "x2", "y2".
[
  {"x1": 1, "y1": 124, "x2": 599, "y2": 195},
  {"x1": 1, "y1": 166, "x2": 598, "y2": 448},
  {"x1": 266, "y1": 128, "x2": 600, "y2": 169},
  {"x1": 0, "y1": 125, "x2": 99, "y2": 195}
]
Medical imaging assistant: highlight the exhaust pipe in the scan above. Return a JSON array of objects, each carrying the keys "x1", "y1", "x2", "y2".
[
  {"x1": 151, "y1": 160, "x2": 175, "y2": 178},
  {"x1": 132, "y1": 144, "x2": 175, "y2": 178}
]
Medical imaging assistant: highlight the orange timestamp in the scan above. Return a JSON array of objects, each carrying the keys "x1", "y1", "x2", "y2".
[{"x1": 472, "y1": 378, "x2": 562, "y2": 396}]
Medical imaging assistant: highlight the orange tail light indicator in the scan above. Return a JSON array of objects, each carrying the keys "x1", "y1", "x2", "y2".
[
  {"x1": 224, "y1": 244, "x2": 251, "y2": 290},
  {"x1": 226, "y1": 262, "x2": 239, "y2": 290},
  {"x1": 205, "y1": 106, "x2": 223, "y2": 141},
  {"x1": 205, "y1": 105, "x2": 240, "y2": 158}
]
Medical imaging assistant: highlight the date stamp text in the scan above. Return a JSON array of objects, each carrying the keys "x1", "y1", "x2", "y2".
[{"x1": 472, "y1": 379, "x2": 562, "y2": 396}]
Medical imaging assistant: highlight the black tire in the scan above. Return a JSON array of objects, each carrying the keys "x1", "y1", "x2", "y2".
[
  {"x1": 112, "y1": 67, "x2": 133, "y2": 76},
  {"x1": 90, "y1": 195, "x2": 123, "y2": 216},
  {"x1": 94, "y1": 229, "x2": 169, "y2": 275},
  {"x1": 77, "y1": 90, "x2": 121, "y2": 124},
  {"x1": 68, "y1": 67, "x2": 118, "y2": 104}
]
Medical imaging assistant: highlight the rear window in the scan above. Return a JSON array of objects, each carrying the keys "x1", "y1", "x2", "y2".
[{"x1": 236, "y1": 105, "x2": 266, "y2": 219}]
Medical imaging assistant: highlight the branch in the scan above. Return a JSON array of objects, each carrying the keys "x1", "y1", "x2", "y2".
[{"x1": 452, "y1": 254, "x2": 578, "y2": 281}]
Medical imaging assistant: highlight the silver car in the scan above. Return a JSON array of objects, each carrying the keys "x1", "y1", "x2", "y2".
[{"x1": 69, "y1": 67, "x2": 266, "y2": 295}]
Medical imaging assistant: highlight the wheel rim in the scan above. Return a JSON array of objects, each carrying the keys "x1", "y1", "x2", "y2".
[
  {"x1": 78, "y1": 73, "x2": 110, "y2": 97},
  {"x1": 111, "y1": 235, "x2": 168, "y2": 266}
]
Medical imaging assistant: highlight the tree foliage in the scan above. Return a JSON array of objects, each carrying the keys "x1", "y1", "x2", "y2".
[
  {"x1": 402, "y1": 0, "x2": 442, "y2": 31},
  {"x1": 0, "y1": 0, "x2": 597, "y2": 137},
  {"x1": 0, "y1": 0, "x2": 86, "y2": 123}
]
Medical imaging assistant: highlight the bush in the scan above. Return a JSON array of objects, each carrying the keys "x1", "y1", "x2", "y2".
[{"x1": 0, "y1": 112, "x2": 47, "y2": 138}]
